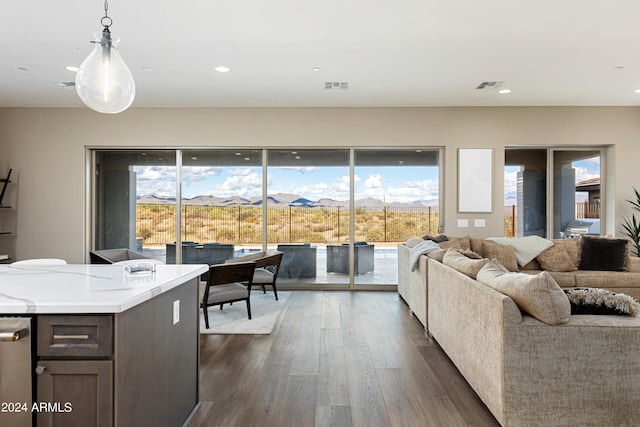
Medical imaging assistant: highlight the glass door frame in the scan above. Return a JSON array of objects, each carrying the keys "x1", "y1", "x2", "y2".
[{"x1": 504, "y1": 145, "x2": 606, "y2": 239}]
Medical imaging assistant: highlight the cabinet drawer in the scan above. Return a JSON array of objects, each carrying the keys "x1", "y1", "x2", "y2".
[{"x1": 38, "y1": 315, "x2": 113, "y2": 358}]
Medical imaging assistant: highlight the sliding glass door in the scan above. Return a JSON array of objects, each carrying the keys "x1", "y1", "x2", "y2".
[
  {"x1": 92, "y1": 147, "x2": 442, "y2": 287},
  {"x1": 94, "y1": 150, "x2": 177, "y2": 263},
  {"x1": 504, "y1": 147, "x2": 602, "y2": 238},
  {"x1": 354, "y1": 149, "x2": 441, "y2": 286},
  {"x1": 266, "y1": 149, "x2": 350, "y2": 285}
]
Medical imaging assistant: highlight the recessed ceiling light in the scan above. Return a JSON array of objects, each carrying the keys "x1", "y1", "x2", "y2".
[
  {"x1": 291, "y1": 151, "x2": 298, "y2": 155},
  {"x1": 313, "y1": 67, "x2": 321, "y2": 72},
  {"x1": 214, "y1": 66, "x2": 230, "y2": 73},
  {"x1": 498, "y1": 89, "x2": 512, "y2": 94},
  {"x1": 295, "y1": 156, "x2": 301, "y2": 160},
  {"x1": 17, "y1": 66, "x2": 28, "y2": 72},
  {"x1": 634, "y1": 89, "x2": 640, "y2": 94},
  {"x1": 191, "y1": 156, "x2": 198, "y2": 160},
  {"x1": 141, "y1": 66, "x2": 155, "y2": 72},
  {"x1": 244, "y1": 157, "x2": 251, "y2": 161},
  {"x1": 235, "y1": 152, "x2": 242, "y2": 156},
  {"x1": 614, "y1": 66, "x2": 625, "y2": 70},
  {"x1": 65, "y1": 66, "x2": 79, "y2": 72}
]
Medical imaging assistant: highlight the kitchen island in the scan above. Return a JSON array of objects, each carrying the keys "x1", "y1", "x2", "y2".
[{"x1": 0, "y1": 263, "x2": 208, "y2": 427}]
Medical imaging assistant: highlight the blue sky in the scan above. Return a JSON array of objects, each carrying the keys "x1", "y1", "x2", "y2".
[{"x1": 135, "y1": 156, "x2": 599, "y2": 205}]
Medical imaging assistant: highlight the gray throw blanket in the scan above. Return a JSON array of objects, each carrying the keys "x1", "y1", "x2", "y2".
[{"x1": 409, "y1": 240, "x2": 441, "y2": 271}]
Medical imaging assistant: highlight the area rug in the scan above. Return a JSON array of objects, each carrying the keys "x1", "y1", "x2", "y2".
[{"x1": 199, "y1": 291, "x2": 290, "y2": 334}]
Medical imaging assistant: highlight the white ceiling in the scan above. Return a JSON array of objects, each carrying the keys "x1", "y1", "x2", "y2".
[{"x1": 3, "y1": 0, "x2": 640, "y2": 108}]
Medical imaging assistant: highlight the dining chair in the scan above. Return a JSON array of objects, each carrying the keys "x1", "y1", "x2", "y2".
[
  {"x1": 225, "y1": 250, "x2": 284, "y2": 300},
  {"x1": 201, "y1": 261, "x2": 256, "y2": 329}
]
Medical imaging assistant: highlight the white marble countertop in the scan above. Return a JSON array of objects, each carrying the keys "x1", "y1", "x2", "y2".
[{"x1": 0, "y1": 264, "x2": 209, "y2": 314}]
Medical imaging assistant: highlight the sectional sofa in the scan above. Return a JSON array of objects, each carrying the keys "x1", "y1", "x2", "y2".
[
  {"x1": 398, "y1": 235, "x2": 640, "y2": 330},
  {"x1": 428, "y1": 252, "x2": 640, "y2": 426}
]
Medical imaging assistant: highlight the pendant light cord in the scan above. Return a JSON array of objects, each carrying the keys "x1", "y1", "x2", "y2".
[{"x1": 101, "y1": 0, "x2": 112, "y2": 29}]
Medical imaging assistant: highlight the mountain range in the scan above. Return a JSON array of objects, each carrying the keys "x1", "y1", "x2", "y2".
[{"x1": 137, "y1": 193, "x2": 437, "y2": 209}]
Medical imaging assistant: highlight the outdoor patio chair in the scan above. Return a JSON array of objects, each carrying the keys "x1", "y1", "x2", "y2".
[
  {"x1": 89, "y1": 248, "x2": 150, "y2": 264},
  {"x1": 326, "y1": 242, "x2": 374, "y2": 275},
  {"x1": 276, "y1": 243, "x2": 317, "y2": 279},
  {"x1": 201, "y1": 261, "x2": 256, "y2": 329},
  {"x1": 225, "y1": 250, "x2": 284, "y2": 300}
]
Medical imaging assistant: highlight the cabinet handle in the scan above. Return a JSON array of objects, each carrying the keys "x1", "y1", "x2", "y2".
[
  {"x1": 35, "y1": 365, "x2": 46, "y2": 375},
  {"x1": 0, "y1": 329, "x2": 26, "y2": 342},
  {"x1": 53, "y1": 334, "x2": 90, "y2": 340}
]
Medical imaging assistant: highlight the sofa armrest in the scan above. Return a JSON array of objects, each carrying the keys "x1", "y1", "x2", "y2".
[{"x1": 629, "y1": 256, "x2": 640, "y2": 272}]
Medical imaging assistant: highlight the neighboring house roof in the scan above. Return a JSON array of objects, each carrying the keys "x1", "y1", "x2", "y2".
[{"x1": 576, "y1": 177, "x2": 600, "y2": 192}]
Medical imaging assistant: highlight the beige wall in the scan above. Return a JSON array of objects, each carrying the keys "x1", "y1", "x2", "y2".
[{"x1": 0, "y1": 107, "x2": 639, "y2": 263}]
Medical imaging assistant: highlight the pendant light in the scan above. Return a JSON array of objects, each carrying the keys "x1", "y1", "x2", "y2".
[{"x1": 75, "y1": 0, "x2": 135, "y2": 114}]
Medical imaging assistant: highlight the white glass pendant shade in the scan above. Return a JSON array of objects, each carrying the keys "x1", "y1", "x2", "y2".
[{"x1": 75, "y1": 32, "x2": 135, "y2": 114}]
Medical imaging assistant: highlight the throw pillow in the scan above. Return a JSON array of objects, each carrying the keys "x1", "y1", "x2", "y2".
[
  {"x1": 481, "y1": 240, "x2": 519, "y2": 272},
  {"x1": 442, "y1": 248, "x2": 489, "y2": 279},
  {"x1": 439, "y1": 235, "x2": 471, "y2": 251},
  {"x1": 564, "y1": 288, "x2": 640, "y2": 316},
  {"x1": 477, "y1": 259, "x2": 571, "y2": 325},
  {"x1": 536, "y1": 239, "x2": 579, "y2": 272},
  {"x1": 453, "y1": 248, "x2": 483, "y2": 259},
  {"x1": 486, "y1": 236, "x2": 554, "y2": 267},
  {"x1": 426, "y1": 248, "x2": 448, "y2": 262},
  {"x1": 422, "y1": 234, "x2": 449, "y2": 243},
  {"x1": 578, "y1": 236, "x2": 629, "y2": 271}
]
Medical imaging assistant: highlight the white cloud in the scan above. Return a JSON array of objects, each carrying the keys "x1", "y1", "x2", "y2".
[
  {"x1": 216, "y1": 172, "x2": 262, "y2": 197},
  {"x1": 364, "y1": 174, "x2": 383, "y2": 189},
  {"x1": 574, "y1": 166, "x2": 599, "y2": 183},
  {"x1": 227, "y1": 168, "x2": 252, "y2": 176},
  {"x1": 134, "y1": 166, "x2": 176, "y2": 197},
  {"x1": 279, "y1": 167, "x2": 317, "y2": 173}
]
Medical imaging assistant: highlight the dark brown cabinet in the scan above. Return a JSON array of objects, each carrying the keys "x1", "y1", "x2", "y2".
[
  {"x1": 36, "y1": 315, "x2": 113, "y2": 427},
  {"x1": 31, "y1": 278, "x2": 200, "y2": 427},
  {"x1": 35, "y1": 360, "x2": 113, "y2": 427}
]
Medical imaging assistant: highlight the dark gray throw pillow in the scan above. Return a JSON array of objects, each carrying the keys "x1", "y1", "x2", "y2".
[
  {"x1": 423, "y1": 234, "x2": 448, "y2": 243},
  {"x1": 578, "y1": 236, "x2": 628, "y2": 271}
]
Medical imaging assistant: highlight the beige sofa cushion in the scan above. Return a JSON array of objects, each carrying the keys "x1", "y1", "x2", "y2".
[
  {"x1": 443, "y1": 248, "x2": 489, "y2": 280},
  {"x1": 439, "y1": 236, "x2": 471, "y2": 251},
  {"x1": 536, "y1": 239, "x2": 580, "y2": 272},
  {"x1": 477, "y1": 259, "x2": 571, "y2": 325},
  {"x1": 426, "y1": 248, "x2": 448, "y2": 262},
  {"x1": 481, "y1": 240, "x2": 519, "y2": 272}
]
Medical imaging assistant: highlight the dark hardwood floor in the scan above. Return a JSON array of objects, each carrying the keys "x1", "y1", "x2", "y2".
[{"x1": 190, "y1": 291, "x2": 500, "y2": 427}]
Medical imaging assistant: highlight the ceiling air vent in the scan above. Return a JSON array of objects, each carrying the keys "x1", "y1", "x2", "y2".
[
  {"x1": 52, "y1": 81, "x2": 76, "y2": 88},
  {"x1": 325, "y1": 81, "x2": 348, "y2": 90},
  {"x1": 476, "y1": 81, "x2": 505, "y2": 90}
]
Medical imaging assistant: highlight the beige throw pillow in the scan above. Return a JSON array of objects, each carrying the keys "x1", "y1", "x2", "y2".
[
  {"x1": 481, "y1": 240, "x2": 519, "y2": 272},
  {"x1": 477, "y1": 259, "x2": 571, "y2": 325},
  {"x1": 536, "y1": 239, "x2": 579, "y2": 272},
  {"x1": 426, "y1": 248, "x2": 448, "y2": 263},
  {"x1": 442, "y1": 248, "x2": 489, "y2": 279},
  {"x1": 438, "y1": 236, "x2": 471, "y2": 251}
]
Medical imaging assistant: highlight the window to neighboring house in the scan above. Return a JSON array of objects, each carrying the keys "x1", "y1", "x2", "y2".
[{"x1": 504, "y1": 147, "x2": 603, "y2": 238}]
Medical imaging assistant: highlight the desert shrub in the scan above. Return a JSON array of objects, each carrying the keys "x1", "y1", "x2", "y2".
[
  {"x1": 138, "y1": 227, "x2": 153, "y2": 240},
  {"x1": 216, "y1": 227, "x2": 236, "y2": 242}
]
